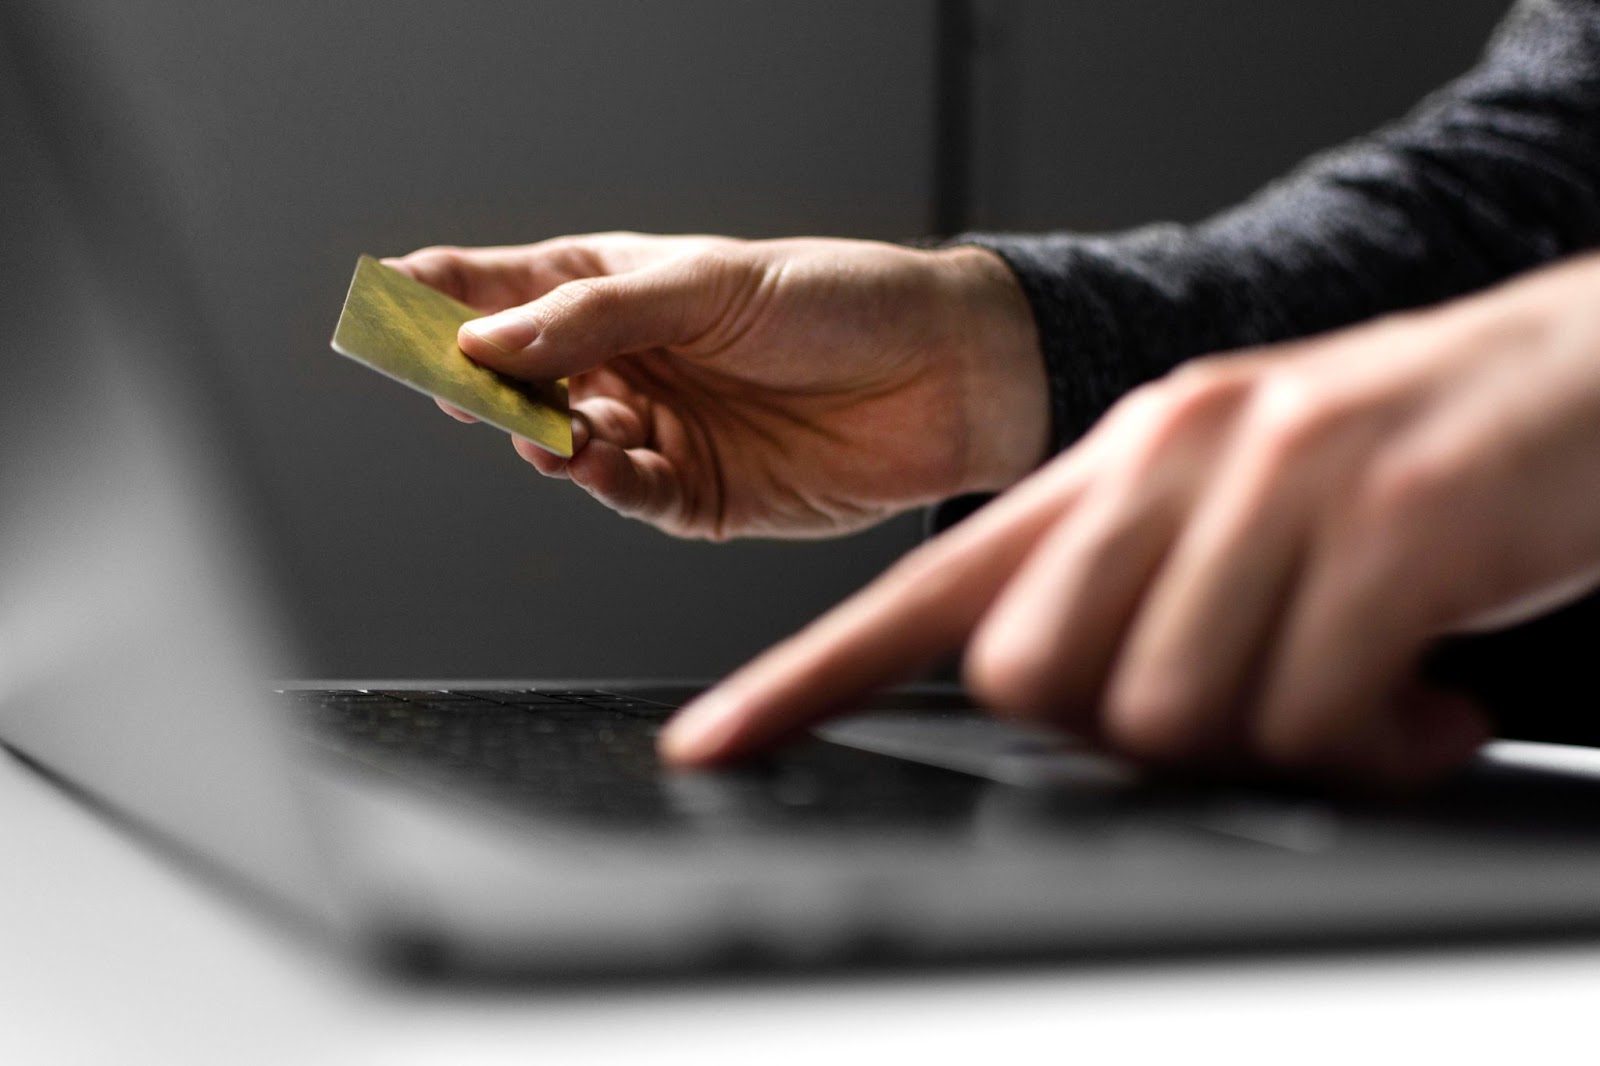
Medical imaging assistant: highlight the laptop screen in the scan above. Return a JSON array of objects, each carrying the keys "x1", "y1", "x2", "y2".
[{"x1": 0, "y1": 2, "x2": 337, "y2": 923}]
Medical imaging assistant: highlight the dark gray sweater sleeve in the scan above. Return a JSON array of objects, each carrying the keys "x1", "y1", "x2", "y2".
[
  {"x1": 933, "y1": 1, "x2": 1600, "y2": 741},
  {"x1": 964, "y1": 0, "x2": 1600, "y2": 457}
]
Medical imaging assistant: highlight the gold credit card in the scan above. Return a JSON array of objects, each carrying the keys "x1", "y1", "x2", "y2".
[{"x1": 331, "y1": 255, "x2": 572, "y2": 456}]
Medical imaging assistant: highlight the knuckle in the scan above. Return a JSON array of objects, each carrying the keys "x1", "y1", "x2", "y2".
[
  {"x1": 1130, "y1": 360, "x2": 1236, "y2": 418},
  {"x1": 1340, "y1": 448, "x2": 1474, "y2": 623},
  {"x1": 682, "y1": 247, "x2": 757, "y2": 308},
  {"x1": 1097, "y1": 379, "x2": 1170, "y2": 434},
  {"x1": 1354, "y1": 443, "x2": 1470, "y2": 530},
  {"x1": 684, "y1": 244, "x2": 739, "y2": 272},
  {"x1": 584, "y1": 229, "x2": 646, "y2": 245},
  {"x1": 531, "y1": 234, "x2": 587, "y2": 261},
  {"x1": 541, "y1": 232, "x2": 628, "y2": 254},
  {"x1": 1101, "y1": 362, "x2": 1247, "y2": 457},
  {"x1": 546, "y1": 277, "x2": 616, "y2": 322},
  {"x1": 1164, "y1": 354, "x2": 1245, "y2": 393},
  {"x1": 397, "y1": 246, "x2": 472, "y2": 300},
  {"x1": 1241, "y1": 373, "x2": 1345, "y2": 462}
]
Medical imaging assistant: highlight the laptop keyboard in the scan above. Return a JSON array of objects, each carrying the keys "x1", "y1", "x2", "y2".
[{"x1": 281, "y1": 687, "x2": 985, "y2": 833}]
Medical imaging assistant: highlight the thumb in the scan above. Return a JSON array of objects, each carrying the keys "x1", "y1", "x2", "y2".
[{"x1": 457, "y1": 261, "x2": 727, "y2": 380}]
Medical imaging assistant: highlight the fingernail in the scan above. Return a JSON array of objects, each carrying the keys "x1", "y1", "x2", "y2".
[
  {"x1": 570, "y1": 413, "x2": 590, "y2": 452},
  {"x1": 461, "y1": 311, "x2": 537, "y2": 354}
]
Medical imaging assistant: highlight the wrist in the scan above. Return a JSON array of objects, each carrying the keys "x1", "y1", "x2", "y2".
[{"x1": 934, "y1": 245, "x2": 1051, "y2": 494}]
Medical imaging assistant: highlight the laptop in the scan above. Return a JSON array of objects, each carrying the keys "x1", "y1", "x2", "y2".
[{"x1": 8, "y1": 5, "x2": 1600, "y2": 978}]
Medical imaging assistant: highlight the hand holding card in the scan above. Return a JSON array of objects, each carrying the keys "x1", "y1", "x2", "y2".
[{"x1": 331, "y1": 255, "x2": 572, "y2": 456}]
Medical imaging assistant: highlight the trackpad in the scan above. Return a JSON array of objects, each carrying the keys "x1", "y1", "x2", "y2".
[{"x1": 814, "y1": 713, "x2": 1138, "y2": 790}]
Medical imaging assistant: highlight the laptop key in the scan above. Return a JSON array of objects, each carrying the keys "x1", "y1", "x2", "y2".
[
  {"x1": 469, "y1": 690, "x2": 597, "y2": 706},
  {"x1": 374, "y1": 689, "x2": 493, "y2": 703}
]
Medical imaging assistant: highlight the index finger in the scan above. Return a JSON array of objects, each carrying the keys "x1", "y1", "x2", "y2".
[
  {"x1": 657, "y1": 458, "x2": 1090, "y2": 764},
  {"x1": 380, "y1": 246, "x2": 554, "y2": 313},
  {"x1": 381, "y1": 237, "x2": 630, "y2": 314},
  {"x1": 382, "y1": 234, "x2": 706, "y2": 313}
]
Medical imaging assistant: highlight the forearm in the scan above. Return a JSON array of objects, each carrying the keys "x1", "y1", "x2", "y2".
[{"x1": 965, "y1": 0, "x2": 1600, "y2": 455}]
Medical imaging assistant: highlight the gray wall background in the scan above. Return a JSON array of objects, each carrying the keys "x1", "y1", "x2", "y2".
[
  {"x1": 970, "y1": 1, "x2": 1511, "y2": 230},
  {"x1": 59, "y1": 0, "x2": 1511, "y2": 679}
]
